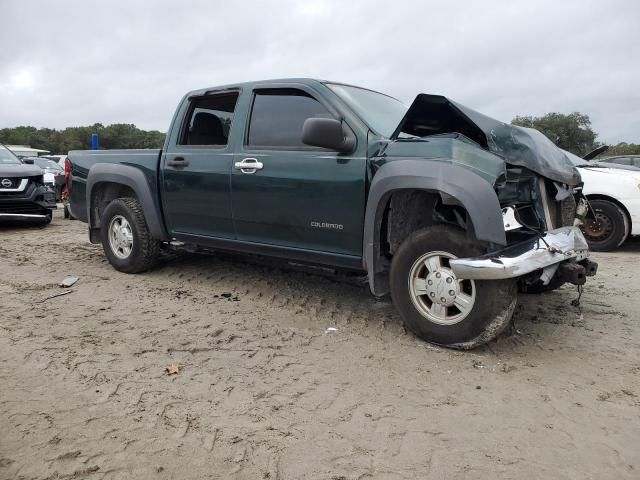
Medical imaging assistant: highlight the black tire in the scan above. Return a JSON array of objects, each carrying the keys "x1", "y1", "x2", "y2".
[
  {"x1": 100, "y1": 197, "x2": 160, "y2": 273},
  {"x1": 390, "y1": 225, "x2": 517, "y2": 349},
  {"x1": 581, "y1": 199, "x2": 629, "y2": 252}
]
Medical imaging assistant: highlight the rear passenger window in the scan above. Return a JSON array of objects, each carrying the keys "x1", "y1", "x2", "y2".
[
  {"x1": 247, "y1": 89, "x2": 333, "y2": 148},
  {"x1": 181, "y1": 92, "x2": 239, "y2": 146}
]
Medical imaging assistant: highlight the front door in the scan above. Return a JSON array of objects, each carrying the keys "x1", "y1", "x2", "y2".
[
  {"x1": 161, "y1": 91, "x2": 239, "y2": 238},
  {"x1": 231, "y1": 88, "x2": 366, "y2": 256}
]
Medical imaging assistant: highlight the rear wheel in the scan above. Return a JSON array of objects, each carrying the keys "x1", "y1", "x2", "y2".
[
  {"x1": 100, "y1": 197, "x2": 160, "y2": 273},
  {"x1": 390, "y1": 225, "x2": 517, "y2": 349},
  {"x1": 581, "y1": 199, "x2": 629, "y2": 251}
]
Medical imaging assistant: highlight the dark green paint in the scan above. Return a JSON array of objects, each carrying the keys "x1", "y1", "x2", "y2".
[
  {"x1": 68, "y1": 149, "x2": 161, "y2": 222},
  {"x1": 69, "y1": 78, "x2": 577, "y2": 270},
  {"x1": 370, "y1": 136, "x2": 506, "y2": 184}
]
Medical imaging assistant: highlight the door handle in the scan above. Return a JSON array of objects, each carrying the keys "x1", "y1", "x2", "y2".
[
  {"x1": 234, "y1": 158, "x2": 263, "y2": 174},
  {"x1": 167, "y1": 157, "x2": 190, "y2": 167}
]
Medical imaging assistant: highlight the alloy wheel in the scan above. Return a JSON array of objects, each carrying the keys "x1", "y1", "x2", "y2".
[{"x1": 408, "y1": 251, "x2": 476, "y2": 325}]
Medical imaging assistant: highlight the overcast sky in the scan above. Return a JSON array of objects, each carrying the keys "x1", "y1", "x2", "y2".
[{"x1": 1, "y1": 0, "x2": 638, "y2": 144}]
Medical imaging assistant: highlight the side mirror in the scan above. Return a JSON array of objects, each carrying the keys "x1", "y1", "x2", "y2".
[
  {"x1": 22, "y1": 158, "x2": 35, "y2": 164},
  {"x1": 302, "y1": 118, "x2": 356, "y2": 154}
]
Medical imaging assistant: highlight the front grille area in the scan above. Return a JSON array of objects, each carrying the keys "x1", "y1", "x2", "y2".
[
  {"x1": 0, "y1": 180, "x2": 34, "y2": 198},
  {"x1": 0, "y1": 190, "x2": 25, "y2": 197},
  {"x1": 0, "y1": 203, "x2": 45, "y2": 214},
  {"x1": 0, "y1": 177, "x2": 22, "y2": 189},
  {"x1": 541, "y1": 179, "x2": 577, "y2": 229}
]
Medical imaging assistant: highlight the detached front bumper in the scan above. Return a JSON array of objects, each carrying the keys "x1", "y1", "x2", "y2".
[{"x1": 450, "y1": 226, "x2": 597, "y2": 282}]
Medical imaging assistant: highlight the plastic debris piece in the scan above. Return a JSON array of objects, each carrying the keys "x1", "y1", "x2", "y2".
[{"x1": 59, "y1": 276, "x2": 79, "y2": 288}]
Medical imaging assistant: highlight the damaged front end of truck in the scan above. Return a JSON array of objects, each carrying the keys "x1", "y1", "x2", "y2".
[
  {"x1": 383, "y1": 94, "x2": 598, "y2": 293},
  {"x1": 456, "y1": 164, "x2": 598, "y2": 292}
]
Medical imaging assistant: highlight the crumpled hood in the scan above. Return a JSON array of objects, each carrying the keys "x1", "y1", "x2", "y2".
[
  {"x1": 0, "y1": 163, "x2": 44, "y2": 178},
  {"x1": 392, "y1": 94, "x2": 583, "y2": 186}
]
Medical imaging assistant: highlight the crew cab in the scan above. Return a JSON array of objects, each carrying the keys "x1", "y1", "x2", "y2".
[
  {"x1": 0, "y1": 143, "x2": 56, "y2": 223},
  {"x1": 68, "y1": 79, "x2": 597, "y2": 348}
]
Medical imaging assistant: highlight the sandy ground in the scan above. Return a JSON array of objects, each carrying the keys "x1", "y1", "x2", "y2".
[{"x1": 1, "y1": 209, "x2": 639, "y2": 480}]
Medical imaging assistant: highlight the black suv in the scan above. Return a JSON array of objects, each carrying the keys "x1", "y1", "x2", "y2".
[{"x1": 0, "y1": 143, "x2": 57, "y2": 223}]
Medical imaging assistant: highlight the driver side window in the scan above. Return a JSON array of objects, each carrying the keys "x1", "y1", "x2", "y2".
[{"x1": 246, "y1": 89, "x2": 333, "y2": 149}]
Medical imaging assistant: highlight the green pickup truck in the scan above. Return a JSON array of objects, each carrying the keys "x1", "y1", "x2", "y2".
[{"x1": 68, "y1": 78, "x2": 597, "y2": 348}]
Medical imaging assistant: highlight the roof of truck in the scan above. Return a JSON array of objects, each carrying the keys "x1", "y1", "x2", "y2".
[
  {"x1": 186, "y1": 78, "x2": 325, "y2": 97},
  {"x1": 184, "y1": 78, "x2": 399, "y2": 101}
]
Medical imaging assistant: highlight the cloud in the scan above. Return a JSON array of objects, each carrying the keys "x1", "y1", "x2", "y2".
[{"x1": 1, "y1": 0, "x2": 638, "y2": 143}]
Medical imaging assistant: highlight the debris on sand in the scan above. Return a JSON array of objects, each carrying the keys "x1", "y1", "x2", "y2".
[
  {"x1": 35, "y1": 290, "x2": 73, "y2": 303},
  {"x1": 165, "y1": 364, "x2": 180, "y2": 375},
  {"x1": 59, "y1": 276, "x2": 79, "y2": 288},
  {"x1": 472, "y1": 359, "x2": 485, "y2": 369}
]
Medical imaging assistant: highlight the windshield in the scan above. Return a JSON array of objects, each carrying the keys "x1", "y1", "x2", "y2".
[
  {"x1": 0, "y1": 144, "x2": 22, "y2": 165},
  {"x1": 326, "y1": 83, "x2": 408, "y2": 137}
]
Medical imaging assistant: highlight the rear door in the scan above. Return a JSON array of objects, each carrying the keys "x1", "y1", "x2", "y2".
[
  {"x1": 161, "y1": 90, "x2": 239, "y2": 238},
  {"x1": 230, "y1": 86, "x2": 366, "y2": 256}
]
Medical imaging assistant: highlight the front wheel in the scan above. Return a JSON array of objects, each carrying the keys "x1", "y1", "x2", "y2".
[
  {"x1": 390, "y1": 225, "x2": 517, "y2": 349},
  {"x1": 100, "y1": 197, "x2": 160, "y2": 273}
]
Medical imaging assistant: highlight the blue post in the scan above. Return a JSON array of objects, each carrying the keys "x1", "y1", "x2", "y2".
[{"x1": 91, "y1": 133, "x2": 99, "y2": 150}]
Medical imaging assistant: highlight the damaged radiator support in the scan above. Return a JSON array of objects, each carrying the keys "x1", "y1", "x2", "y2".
[{"x1": 539, "y1": 178, "x2": 579, "y2": 230}]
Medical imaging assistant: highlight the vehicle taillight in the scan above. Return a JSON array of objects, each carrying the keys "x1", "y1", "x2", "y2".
[{"x1": 64, "y1": 158, "x2": 71, "y2": 196}]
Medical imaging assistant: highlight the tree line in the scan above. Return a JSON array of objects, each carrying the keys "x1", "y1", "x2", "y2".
[
  {"x1": 0, "y1": 124, "x2": 166, "y2": 154},
  {"x1": 511, "y1": 112, "x2": 639, "y2": 158},
  {"x1": 0, "y1": 114, "x2": 638, "y2": 158}
]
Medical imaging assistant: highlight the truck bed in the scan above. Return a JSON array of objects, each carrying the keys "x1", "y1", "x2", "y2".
[{"x1": 68, "y1": 149, "x2": 161, "y2": 222}]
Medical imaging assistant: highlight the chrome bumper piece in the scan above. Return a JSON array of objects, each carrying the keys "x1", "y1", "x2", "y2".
[
  {"x1": 0, "y1": 213, "x2": 49, "y2": 219},
  {"x1": 450, "y1": 226, "x2": 590, "y2": 280}
]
